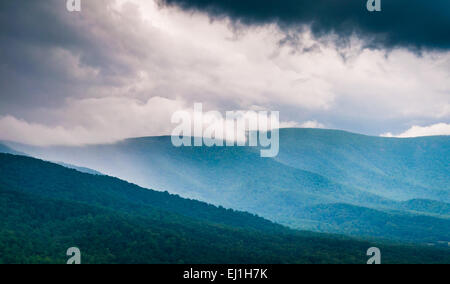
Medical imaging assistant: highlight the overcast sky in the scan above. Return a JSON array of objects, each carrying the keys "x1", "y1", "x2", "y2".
[{"x1": 0, "y1": 0, "x2": 449, "y2": 145}]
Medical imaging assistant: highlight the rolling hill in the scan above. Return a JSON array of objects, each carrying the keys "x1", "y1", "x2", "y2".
[
  {"x1": 3, "y1": 128, "x2": 449, "y2": 243},
  {"x1": 274, "y1": 129, "x2": 450, "y2": 202},
  {"x1": 0, "y1": 153, "x2": 449, "y2": 264}
]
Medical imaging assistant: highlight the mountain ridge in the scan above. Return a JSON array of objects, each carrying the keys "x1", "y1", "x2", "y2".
[{"x1": 3, "y1": 128, "x2": 449, "y2": 243}]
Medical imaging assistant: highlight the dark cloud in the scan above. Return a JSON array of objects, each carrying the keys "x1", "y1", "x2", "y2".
[
  {"x1": 0, "y1": 0, "x2": 147, "y2": 117},
  {"x1": 158, "y1": 0, "x2": 450, "y2": 50}
]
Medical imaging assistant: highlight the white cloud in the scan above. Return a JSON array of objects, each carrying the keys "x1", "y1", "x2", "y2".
[
  {"x1": 300, "y1": 120, "x2": 325, "y2": 129},
  {"x1": 381, "y1": 123, "x2": 450, "y2": 138},
  {"x1": 0, "y1": 98, "x2": 297, "y2": 146},
  {"x1": 0, "y1": 97, "x2": 187, "y2": 146},
  {"x1": 276, "y1": 120, "x2": 327, "y2": 130},
  {"x1": 278, "y1": 120, "x2": 325, "y2": 129},
  {"x1": 279, "y1": 121, "x2": 301, "y2": 128}
]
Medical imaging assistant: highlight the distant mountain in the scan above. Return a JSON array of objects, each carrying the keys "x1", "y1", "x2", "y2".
[
  {"x1": 5, "y1": 129, "x2": 449, "y2": 243},
  {"x1": 395, "y1": 199, "x2": 450, "y2": 217},
  {"x1": 274, "y1": 129, "x2": 449, "y2": 202},
  {"x1": 3, "y1": 153, "x2": 449, "y2": 264},
  {"x1": 1, "y1": 142, "x2": 102, "y2": 176},
  {"x1": 0, "y1": 143, "x2": 24, "y2": 156},
  {"x1": 56, "y1": 162, "x2": 103, "y2": 176},
  {"x1": 296, "y1": 203, "x2": 450, "y2": 243}
]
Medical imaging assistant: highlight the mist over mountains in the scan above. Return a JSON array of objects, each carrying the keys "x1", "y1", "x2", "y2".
[{"x1": 2, "y1": 128, "x2": 449, "y2": 244}]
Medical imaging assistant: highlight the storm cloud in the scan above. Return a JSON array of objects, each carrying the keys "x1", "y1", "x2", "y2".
[
  {"x1": 158, "y1": 0, "x2": 450, "y2": 51},
  {"x1": 0, "y1": 0, "x2": 150, "y2": 116},
  {"x1": 0, "y1": 0, "x2": 448, "y2": 145}
]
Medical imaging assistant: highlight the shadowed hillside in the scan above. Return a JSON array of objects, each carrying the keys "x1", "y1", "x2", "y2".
[{"x1": 3, "y1": 154, "x2": 450, "y2": 264}]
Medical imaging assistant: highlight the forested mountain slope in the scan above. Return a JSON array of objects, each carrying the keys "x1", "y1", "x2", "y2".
[
  {"x1": 4, "y1": 129, "x2": 449, "y2": 243},
  {"x1": 1, "y1": 153, "x2": 449, "y2": 264}
]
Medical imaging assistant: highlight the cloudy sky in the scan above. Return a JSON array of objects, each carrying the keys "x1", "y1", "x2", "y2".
[{"x1": 0, "y1": 0, "x2": 449, "y2": 145}]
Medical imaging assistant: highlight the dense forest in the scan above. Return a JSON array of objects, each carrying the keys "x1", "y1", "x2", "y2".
[
  {"x1": 10, "y1": 129, "x2": 449, "y2": 244},
  {"x1": 0, "y1": 153, "x2": 449, "y2": 264}
]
